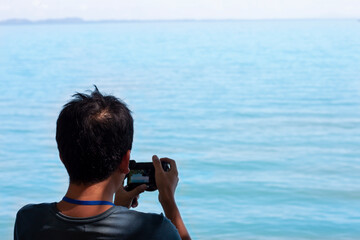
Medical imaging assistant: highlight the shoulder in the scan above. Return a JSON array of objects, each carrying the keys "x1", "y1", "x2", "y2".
[
  {"x1": 112, "y1": 207, "x2": 165, "y2": 226},
  {"x1": 15, "y1": 203, "x2": 55, "y2": 240},
  {"x1": 110, "y1": 207, "x2": 181, "y2": 239},
  {"x1": 15, "y1": 202, "x2": 55, "y2": 227},
  {"x1": 16, "y1": 203, "x2": 54, "y2": 218},
  {"x1": 153, "y1": 213, "x2": 181, "y2": 239}
]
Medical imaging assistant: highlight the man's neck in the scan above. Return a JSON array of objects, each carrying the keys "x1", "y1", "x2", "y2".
[
  {"x1": 64, "y1": 180, "x2": 114, "y2": 202},
  {"x1": 56, "y1": 177, "x2": 119, "y2": 218}
]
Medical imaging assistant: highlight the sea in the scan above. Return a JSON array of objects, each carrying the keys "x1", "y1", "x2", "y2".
[{"x1": 0, "y1": 20, "x2": 360, "y2": 240}]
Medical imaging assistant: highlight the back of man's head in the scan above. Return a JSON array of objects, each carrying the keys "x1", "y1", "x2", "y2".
[{"x1": 56, "y1": 86, "x2": 133, "y2": 184}]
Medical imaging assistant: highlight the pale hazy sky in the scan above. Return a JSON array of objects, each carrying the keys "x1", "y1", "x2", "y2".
[{"x1": 0, "y1": 0, "x2": 359, "y2": 21}]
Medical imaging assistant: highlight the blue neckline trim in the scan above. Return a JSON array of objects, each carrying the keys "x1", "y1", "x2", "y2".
[{"x1": 62, "y1": 196, "x2": 115, "y2": 206}]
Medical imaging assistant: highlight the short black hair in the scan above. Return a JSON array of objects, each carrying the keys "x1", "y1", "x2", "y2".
[{"x1": 56, "y1": 86, "x2": 133, "y2": 184}]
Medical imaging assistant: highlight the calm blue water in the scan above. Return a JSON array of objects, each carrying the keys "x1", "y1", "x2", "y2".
[{"x1": 1, "y1": 20, "x2": 360, "y2": 239}]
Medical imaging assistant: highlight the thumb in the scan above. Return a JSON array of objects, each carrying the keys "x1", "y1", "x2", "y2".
[
  {"x1": 152, "y1": 155, "x2": 162, "y2": 172},
  {"x1": 129, "y1": 184, "x2": 147, "y2": 197}
]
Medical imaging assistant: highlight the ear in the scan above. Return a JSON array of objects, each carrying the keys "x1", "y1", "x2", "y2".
[{"x1": 119, "y1": 150, "x2": 131, "y2": 174}]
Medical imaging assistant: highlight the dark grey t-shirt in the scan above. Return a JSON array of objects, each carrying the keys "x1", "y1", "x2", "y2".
[{"x1": 14, "y1": 203, "x2": 181, "y2": 240}]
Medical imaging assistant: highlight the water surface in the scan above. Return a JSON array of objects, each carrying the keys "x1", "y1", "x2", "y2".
[{"x1": 1, "y1": 20, "x2": 360, "y2": 239}]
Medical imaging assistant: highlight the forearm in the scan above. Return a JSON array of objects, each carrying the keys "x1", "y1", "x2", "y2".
[{"x1": 161, "y1": 197, "x2": 191, "y2": 240}]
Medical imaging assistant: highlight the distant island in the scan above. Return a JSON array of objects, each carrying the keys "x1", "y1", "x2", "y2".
[
  {"x1": 0, "y1": 17, "x2": 160, "y2": 25},
  {"x1": 0, "y1": 18, "x2": 211, "y2": 25},
  {"x1": 0, "y1": 18, "x2": 85, "y2": 25}
]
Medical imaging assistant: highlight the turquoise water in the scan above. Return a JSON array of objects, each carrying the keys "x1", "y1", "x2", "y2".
[{"x1": 1, "y1": 20, "x2": 360, "y2": 239}]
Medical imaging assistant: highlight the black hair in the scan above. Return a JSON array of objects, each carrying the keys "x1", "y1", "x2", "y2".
[{"x1": 56, "y1": 86, "x2": 133, "y2": 184}]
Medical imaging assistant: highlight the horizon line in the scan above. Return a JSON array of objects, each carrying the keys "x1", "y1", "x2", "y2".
[{"x1": 0, "y1": 17, "x2": 359, "y2": 25}]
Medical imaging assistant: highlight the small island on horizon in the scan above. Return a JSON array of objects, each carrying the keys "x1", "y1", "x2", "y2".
[{"x1": 0, "y1": 17, "x2": 146, "y2": 25}]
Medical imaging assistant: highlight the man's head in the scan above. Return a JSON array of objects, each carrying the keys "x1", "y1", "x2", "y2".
[{"x1": 56, "y1": 86, "x2": 133, "y2": 184}]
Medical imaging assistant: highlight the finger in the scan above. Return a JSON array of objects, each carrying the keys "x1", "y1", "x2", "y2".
[
  {"x1": 160, "y1": 158, "x2": 178, "y2": 175},
  {"x1": 152, "y1": 155, "x2": 163, "y2": 173},
  {"x1": 129, "y1": 184, "x2": 147, "y2": 197},
  {"x1": 131, "y1": 196, "x2": 139, "y2": 208}
]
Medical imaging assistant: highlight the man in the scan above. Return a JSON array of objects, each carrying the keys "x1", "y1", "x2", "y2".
[{"x1": 14, "y1": 87, "x2": 191, "y2": 240}]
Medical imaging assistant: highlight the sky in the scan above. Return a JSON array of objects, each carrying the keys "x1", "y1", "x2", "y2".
[{"x1": 0, "y1": 0, "x2": 359, "y2": 21}]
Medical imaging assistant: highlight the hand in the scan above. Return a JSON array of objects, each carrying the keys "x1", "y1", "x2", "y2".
[
  {"x1": 114, "y1": 184, "x2": 147, "y2": 209},
  {"x1": 152, "y1": 155, "x2": 179, "y2": 205},
  {"x1": 152, "y1": 155, "x2": 191, "y2": 240}
]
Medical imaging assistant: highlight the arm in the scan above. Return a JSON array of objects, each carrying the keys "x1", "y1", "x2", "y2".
[{"x1": 152, "y1": 155, "x2": 191, "y2": 240}]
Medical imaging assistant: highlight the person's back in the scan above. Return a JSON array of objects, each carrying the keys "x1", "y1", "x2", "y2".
[
  {"x1": 15, "y1": 203, "x2": 180, "y2": 240},
  {"x1": 14, "y1": 87, "x2": 191, "y2": 240}
]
